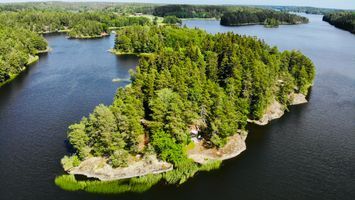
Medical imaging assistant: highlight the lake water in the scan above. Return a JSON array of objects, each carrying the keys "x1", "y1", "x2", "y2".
[{"x1": 0, "y1": 14, "x2": 354, "y2": 199}]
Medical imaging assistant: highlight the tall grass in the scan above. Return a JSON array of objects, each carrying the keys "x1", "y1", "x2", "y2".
[
  {"x1": 55, "y1": 173, "x2": 163, "y2": 194},
  {"x1": 199, "y1": 160, "x2": 222, "y2": 172},
  {"x1": 55, "y1": 159, "x2": 222, "y2": 194},
  {"x1": 55, "y1": 175, "x2": 86, "y2": 191},
  {"x1": 164, "y1": 160, "x2": 199, "y2": 184}
]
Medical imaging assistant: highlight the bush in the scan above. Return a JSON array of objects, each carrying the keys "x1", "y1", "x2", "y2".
[
  {"x1": 163, "y1": 16, "x2": 182, "y2": 24},
  {"x1": 110, "y1": 150, "x2": 129, "y2": 168},
  {"x1": 54, "y1": 175, "x2": 85, "y2": 191},
  {"x1": 61, "y1": 155, "x2": 81, "y2": 171},
  {"x1": 199, "y1": 160, "x2": 222, "y2": 172}
]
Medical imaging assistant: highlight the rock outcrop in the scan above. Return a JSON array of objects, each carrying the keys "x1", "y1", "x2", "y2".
[
  {"x1": 290, "y1": 93, "x2": 308, "y2": 105},
  {"x1": 68, "y1": 155, "x2": 172, "y2": 181},
  {"x1": 248, "y1": 100, "x2": 285, "y2": 126},
  {"x1": 187, "y1": 131, "x2": 247, "y2": 164},
  {"x1": 248, "y1": 93, "x2": 308, "y2": 126}
]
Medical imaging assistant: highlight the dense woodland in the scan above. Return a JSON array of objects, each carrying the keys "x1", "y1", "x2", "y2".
[
  {"x1": 64, "y1": 25, "x2": 315, "y2": 186},
  {"x1": 264, "y1": 18, "x2": 280, "y2": 28},
  {"x1": 0, "y1": 11, "x2": 150, "y2": 36},
  {"x1": 220, "y1": 10, "x2": 309, "y2": 26},
  {"x1": 162, "y1": 16, "x2": 182, "y2": 25},
  {"x1": 152, "y1": 4, "x2": 229, "y2": 18},
  {"x1": 152, "y1": 4, "x2": 311, "y2": 26},
  {"x1": 261, "y1": 6, "x2": 348, "y2": 15},
  {"x1": 0, "y1": 2, "x2": 157, "y2": 13},
  {"x1": 323, "y1": 12, "x2": 355, "y2": 34},
  {"x1": 0, "y1": 25, "x2": 47, "y2": 85}
]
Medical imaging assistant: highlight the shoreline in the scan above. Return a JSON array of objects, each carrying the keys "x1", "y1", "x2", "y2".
[
  {"x1": 188, "y1": 131, "x2": 247, "y2": 164},
  {"x1": 59, "y1": 90, "x2": 310, "y2": 184},
  {"x1": 248, "y1": 93, "x2": 308, "y2": 126},
  {"x1": 108, "y1": 49, "x2": 153, "y2": 57},
  {"x1": 56, "y1": 91, "x2": 311, "y2": 193},
  {"x1": 39, "y1": 29, "x2": 70, "y2": 34},
  {"x1": 220, "y1": 21, "x2": 306, "y2": 27},
  {"x1": 182, "y1": 17, "x2": 218, "y2": 21},
  {"x1": 67, "y1": 33, "x2": 110, "y2": 39}
]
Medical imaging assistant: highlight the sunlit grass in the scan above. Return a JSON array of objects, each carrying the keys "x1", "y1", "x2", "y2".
[
  {"x1": 55, "y1": 159, "x2": 222, "y2": 194},
  {"x1": 55, "y1": 173, "x2": 163, "y2": 194}
]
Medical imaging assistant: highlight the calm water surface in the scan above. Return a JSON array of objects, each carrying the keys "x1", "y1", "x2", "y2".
[{"x1": 0, "y1": 14, "x2": 354, "y2": 199}]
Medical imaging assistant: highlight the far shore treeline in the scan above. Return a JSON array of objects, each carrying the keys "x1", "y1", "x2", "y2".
[
  {"x1": 323, "y1": 12, "x2": 355, "y2": 34},
  {"x1": 220, "y1": 10, "x2": 308, "y2": 26}
]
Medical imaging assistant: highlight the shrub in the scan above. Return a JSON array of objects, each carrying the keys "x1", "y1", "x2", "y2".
[
  {"x1": 61, "y1": 155, "x2": 81, "y2": 171},
  {"x1": 110, "y1": 149, "x2": 129, "y2": 168}
]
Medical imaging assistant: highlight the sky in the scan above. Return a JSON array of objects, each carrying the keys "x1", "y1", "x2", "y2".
[{"x1": 1, "y1": 0, "x2": 355, "y2": 10}]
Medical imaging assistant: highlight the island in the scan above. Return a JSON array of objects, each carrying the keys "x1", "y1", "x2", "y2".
[
  {"x1": 220, "y1": 10, "x2": 309, "y2": 26},
  {"x1": 323, "y1": 12, "x2": 355, "y2": 34},
  {"x1": 55, "y1": 25, "x2": 315, "y2": 194}
]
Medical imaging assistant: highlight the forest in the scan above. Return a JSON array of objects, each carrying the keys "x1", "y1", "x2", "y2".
[
  {"x1": 0, "y1": 25, "x2": 47, "y2": 86},
  {"x1": 0, "y1": 11, "x2": 150, "y2": 37},
  {"x1": 57, "y1": 25, "x2": 315, "y2": 192},
  {"x1": 220, "y1": 10, "x2": 309, "y2": 26},
  {"x1": 261, "y1": 6, "x2": 348, "y2": 15},
  {"x1": 323, "y1": 12, "x2": 355, "y2": 34},
  {"x1": 152, "y1": 4, "x2": 311, "y2": 25},
  {"x1": 152, "y1": 4, "x2": 229, "y2": 18}
]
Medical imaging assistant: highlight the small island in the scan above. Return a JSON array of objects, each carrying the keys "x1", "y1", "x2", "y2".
[
  {"x1": 56, "y1": 25, "x2": 315, "y2": 194},
  {"x1": 220, "y1": 10, "x2": 309, "y2": 26}
]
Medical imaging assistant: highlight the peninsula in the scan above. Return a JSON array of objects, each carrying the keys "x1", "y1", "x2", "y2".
[{"x1": 323, "y1": 12, "x2": 355, "y2": 34}]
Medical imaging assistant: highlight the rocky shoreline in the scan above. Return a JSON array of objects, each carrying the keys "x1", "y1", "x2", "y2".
[
  {"x1": 187, "y1": 131, "x2": 247, "y2": 164},
  {"x1": 64, "y1": 93, "x2": 308, "y2": 181},
  {"x1": 68, "y1": 155, "x2": 172, "y2": 181},
  {"x1": 248, "y1": 93, "x2": 308, "y2": 126}
]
